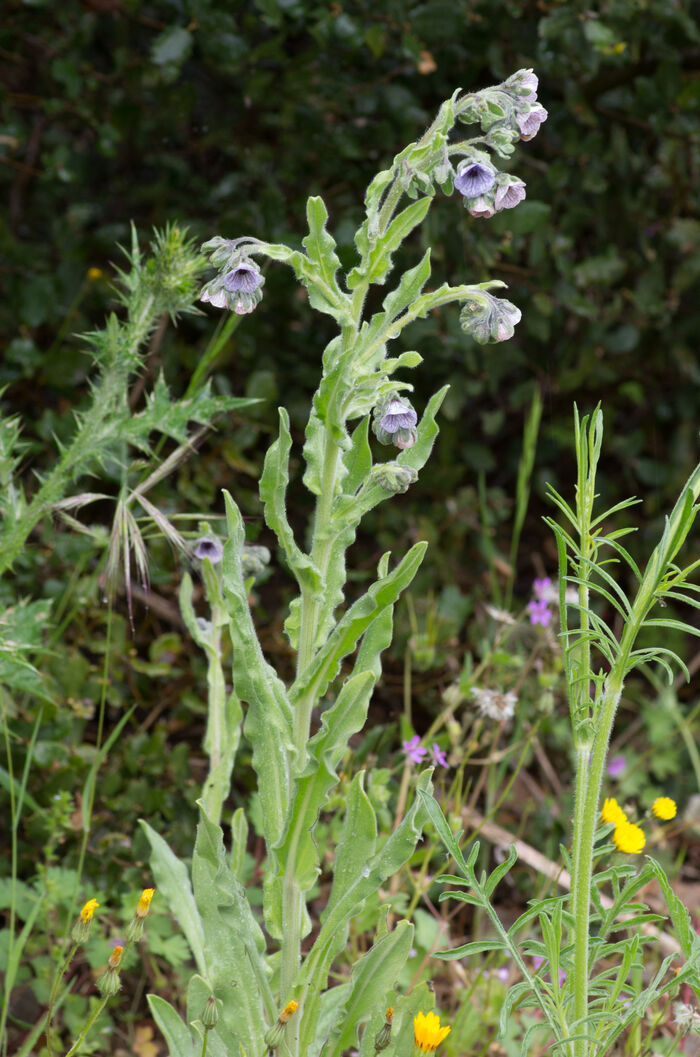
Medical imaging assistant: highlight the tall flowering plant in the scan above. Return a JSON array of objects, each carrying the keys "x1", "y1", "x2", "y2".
[
  {"x1": 424, "y1": 408, "x2": 700, "y2": 1056},
  {"x1": 141, "y1": 72, "x2": 546, "y2": 1057}
]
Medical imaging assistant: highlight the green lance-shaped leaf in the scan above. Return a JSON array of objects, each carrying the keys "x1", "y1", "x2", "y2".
[
  {"x1": 311, "y1": 387, "x2": 447, "y2": 644},
  {"x1": 140, "y1": 820, "x2": 206, "y2": 976},
  {"x1": 221, "y1": 491, "x2": 295, "y2": 848},
  {"x1": 260, "y1": 407, "x2": 322, "y2": 597},
  {"x1": 323, "y1": 921, "x2": 415, "y2": 1057},
  {"x1": 147, "y1": 995, "x2": 193, "y2": 1057},
  {"x1": 348, "y1": 197, "x2": 432, "y2": 289},
  {"x1": 290, "y1": 541, "x2": 427, "y2": 710},
  {"x1": 297, "y1": 769, "x2": 433, "y2": 1053},
  {"x1": 341, "y1": 417, "x2": 372, "y2": 497},
  {"x1": 301, "y1": 337, "x2": 355, "y2": 497},
  {"x1": 191, "y1": 805, "x2": 269, "y2": 1057}
]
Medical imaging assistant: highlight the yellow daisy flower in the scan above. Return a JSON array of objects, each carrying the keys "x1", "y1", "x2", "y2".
[
  {"x1": 652, "y1": 797, "x2": 677, "y2": 821},
  {"x1": 136, "y1": 888, "x2": 155, "y2": 918},
  {"x1": 80, "y1": 898, "x2": 99, "y2": 923},
  {"x1": 613, "y1": 820, "x2": 646, "y2": 854},
  {"x1": 414, "y1": 1011, "x2": 451, "y2": 1053},
  {"x1": 601, "y1": 797, "x2": 627, "y2": 826}
]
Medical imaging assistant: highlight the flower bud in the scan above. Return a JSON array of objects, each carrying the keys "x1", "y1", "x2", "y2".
[
  {"x1": 515, "y1": 104, "x2": 548, "y2": 142},
  {"x1": 371, "y1": 462, "x2": 419, "y2": 494},
  {"x1": 241, "y1": 544, "x2": 271, "y2": 579},
  {"x1": 72, "y1": 898, "x2": 99, "y2": 944},
  {"x1": 127, "y1": 888, "x2": 155, "y2": 942},
  {"x1": 504, "y1": 68, "x2": 539, "y2": 102},
  {"x1": 463, "y1": 194, "x2": 496, "y2": 219},
  {"x1": 460, "y1": 292, "x2": 521, "y2": 344},
  {"x1": 374, "y1": 1008, "x2": 394, "y2": 1053},
  {"x1": 97, "y1": 946, "x2": 123, "y2": 997},
  {"x1": 493, "y1": 174, "x2": 527, "y2": 211},
  {"x1": 202, "y1": 995, "x2": 220, "y2": 1029},
  {"x1": 265, "y1": 1001, "x2": 299, "y2": 1050}
]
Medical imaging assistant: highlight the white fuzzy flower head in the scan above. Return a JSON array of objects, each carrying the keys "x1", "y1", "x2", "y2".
[
  {"x1": 471, "y1": 687, "x2": 517, "y2": 722},
  {"x1": 673, "y1": 1002, "x2": 700, "y2": 1035}
]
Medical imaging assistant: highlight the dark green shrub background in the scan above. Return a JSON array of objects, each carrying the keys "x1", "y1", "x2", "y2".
[{"x1": 4, "y1": 0, "x2": 700, "y2": 535}]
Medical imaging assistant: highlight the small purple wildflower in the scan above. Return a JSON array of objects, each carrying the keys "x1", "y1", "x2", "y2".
[
  {"x1": 527, "y1": 597, "x2": 552, "y2": 627},
  {"x1": 430, "y1": 743, "x2": 449, "y2": 769},
  {"x1": 380, "y1": 399, "x2": 418, "y2": 435},
  {"x1": 223, "y1": 262, "x2": 263, "y2": 293},
  {"x1": 193, "y1": 536, "x2": 224, "y2": 564},
  {"x1": 454, "y1": 162, "x2": 496, "y2": 199},
  {"x1": 516, "y1": 104, "x2": 548, "y2": 142},
  {"x1": 533, "y1": 577, "x2": 554, "y2": 600},
  {"x1": 494, "y1": 176, "x2": 527, "y2": 211},
  {"x1": 496, "y1": 967, "x2": 510, "y2": 983},
  {"x1": 403, "y1": 735, "x2": 427, "y2": 764},
  {"x1": 607, "y1": 755, "x2": 626, "y2": 779}
]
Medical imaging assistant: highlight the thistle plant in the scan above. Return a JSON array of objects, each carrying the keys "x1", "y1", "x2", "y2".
[
  {"x1": 140, "y1": 71, "x2": 546, "y2": 1057},
  {"x1": 425, "y1": 407, "x2": 700, "y2": 1056}
]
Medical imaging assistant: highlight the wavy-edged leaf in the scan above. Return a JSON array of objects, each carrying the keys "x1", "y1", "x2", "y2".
[
  {"x1": 290, "y1": 541, "x2": 426, "y2": 710},
  {"x1": 260, "y1": 407, "x2": 322, "y2": 596},
  {"x1": 348, "y1": 197, "x2": 432, "y2": 288}
]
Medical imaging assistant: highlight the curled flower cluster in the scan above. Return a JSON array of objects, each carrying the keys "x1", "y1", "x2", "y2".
[
  {"x1": 372, "y1": 396, "x2": 418, "y2": 449},
  {"x1": 471, "y1": 686, "x2": 517, "y2": 722},
  {"x1": 459, "y1": 290, "x2": 522, "y2": 345},
  {"x1": 600, "y1": 796, "x2": 677, "y2": 854},
  {"x1": 200, "y1": 259, "x2": 265, "y2": 314},
  {"x1": 199, "y1": 237, "x2": 265, "y2": 315},
  {"x1": 452, "y1": 69, "x2": 546, "y2": 217}
]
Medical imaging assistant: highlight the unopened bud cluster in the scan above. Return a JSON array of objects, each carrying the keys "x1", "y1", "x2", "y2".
[
  {"x1": 451, "y1": 69, "x2": 547, "y2": 218},
  {"x1": 459, "y1": 290, "x2": 522, "y2": 345}
]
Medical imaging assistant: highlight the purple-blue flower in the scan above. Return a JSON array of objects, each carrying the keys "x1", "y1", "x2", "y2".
[
  {"x1": 607, "y1": 755, "x2": 626, "y2": 778},
  {"x1": 403, "y1": 735, "x2": 427, "y2": 764},
  {"x1": 454, "y1": 162, "x2": 496, "y2": 199},
  {"x1": 223, "y1": 262, "x2": 263, "y2": 293},
  {"x1": 193, "y1": 536, "x2": 224, "y2": 564},
  {"x1": 516, "y1": 104, "x2": 548, "y2": 142},
  {"x1": 430, "y1": 743, "x2": 449, "y2": 769},
  {"x1": 494, "y1": 176, "x2": 527, "y2": 211},
  {"x1": 380, "y1": 399, "x2": 418, "y2": 434},
  {"x1": 528, "y1": 597, "x2": 552, "y2": 627}
]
